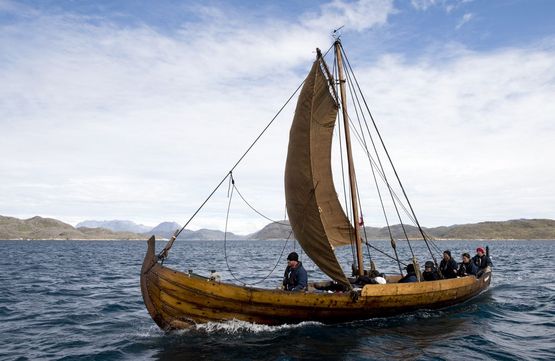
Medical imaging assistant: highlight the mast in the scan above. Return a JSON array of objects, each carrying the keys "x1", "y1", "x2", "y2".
[{"x1": 335, "y1": 40, "x2": 364, "y2": 276}]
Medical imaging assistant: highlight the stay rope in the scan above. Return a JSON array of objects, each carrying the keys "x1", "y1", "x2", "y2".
[
  {"x1": 223, "y1": 173, "x2": 293, "y2": 286},
  {"x1": 343, "y1": 60, "x2": 398, "y2": 271},
  {"x1": 157, "y1": 79, "x2": 305, "y2": 260},
  {"x1": 338, "y1": 42, "x2": 441, "y2": 268},
  {"x1": 232, "y1": 183, "x2": 291, "y2": 226}
]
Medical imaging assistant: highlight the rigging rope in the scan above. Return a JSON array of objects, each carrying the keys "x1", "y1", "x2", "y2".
[
  {"x1": 340, "y1": 44, "x2": 440, "y2": 265},
  {"x1": 338, "y1": 44, "x2": 442, "y2": 268},
  {"x1": 342, "y1": 61, "x2": 397, "y2": 271},
  {"x1": 158, "y1": 39, "x2": 444, "y2": 282},
  {"x1": 364, "y1": 242, "x2": 408, "y2": 267},
  {"x1": 223, "y1": 173, "x2": 294, "y2": 286},
  {"x1": 233, "y1": 182, "x2": 290, "y2": 226},
  {"x1": 157, "y1": 79, "x2": 306, "y2": 260},
  {"x1": 344, "y1": 60, "x2": 395, "y2": 244},
  {"x1": 339, "y1": 49, "x2": 416, "y2": 261},
  {"x1": 335, "y1": 48, "x2": 415, "y2": 274},
  {"x1": 340, "y1": 122, "x2": 443, "y2": 257}
]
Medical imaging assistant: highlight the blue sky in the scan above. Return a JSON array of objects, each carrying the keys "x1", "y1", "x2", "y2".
[
  {"x1": 5, "y1": 1, "x2": 554, "y2": 53},
  {"x1": 1, "y1": 0, "x2": 554, "y2": 233}
]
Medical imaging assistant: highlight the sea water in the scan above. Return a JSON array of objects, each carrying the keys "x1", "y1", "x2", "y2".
[{"x1": 0, "y1": 239, "x2": 553, "y2": 360}]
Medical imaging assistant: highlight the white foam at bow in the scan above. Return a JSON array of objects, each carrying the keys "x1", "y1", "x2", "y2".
[{"x1": 193, "y1": 319, "x2": 323, "y2": 334}]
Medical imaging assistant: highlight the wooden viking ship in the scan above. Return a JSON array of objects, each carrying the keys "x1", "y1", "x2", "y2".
[{"x1": 141, "y1": 39, "x2": 492, "y2": 330}]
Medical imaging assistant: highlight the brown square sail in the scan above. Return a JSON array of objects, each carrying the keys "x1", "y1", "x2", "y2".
[{"x1": 285, "y1": 58, "x2": 356, "y2": 287}]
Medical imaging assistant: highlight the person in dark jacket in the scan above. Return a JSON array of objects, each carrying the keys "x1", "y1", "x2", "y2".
[
  {"x1": 458, "y1": 252, "x2": 478, "y2": 277},
  {"x1": 422, "y1": 261, "x2": 440, "y2": 281},
  {"x1": 439, "y1": 250, "x2": 458, "y2": 279},
  {"x1": 472, "y1": 247, "x2": 493, "y2": 270},
  {"x1": 356, "y1": 270, "x2": 387, "y2": 285},
  {"x1": 398, "y1": 264, "x2": 418, "y2": 283},
  {"x1": 283, "y1": 252, "x2": 308, "y2": 291}
]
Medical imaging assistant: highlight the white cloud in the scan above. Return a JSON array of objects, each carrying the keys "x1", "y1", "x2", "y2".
[
  {"x1": 411, "y1": 0, "x2": 473, "y2": 13},
  {"x1": 410, "y1": 0, "x2": 437, "y2": 11},
  {"x1": 0, "y1": 0, "x2": 397, "y2": 233},
  {"x1": 1, "y1": 1, "x2": 554, "y2": 234},
  {"x1": 456, "y1": 12, "x2": 473, "y2": 29},
  {"x1": 351, "y1": 44, "x2": 555, "y2": 226},
  {"x1": 305, "y1": 0, "x2": 394, "y2": 32}
]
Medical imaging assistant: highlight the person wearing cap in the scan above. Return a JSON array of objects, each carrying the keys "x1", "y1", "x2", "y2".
[
  {"x1": 422, "y1": 261, "x2": 440, "y2": 281},
  {"x1": 398, "y1": 264, "x2": 418, "y2": 283},
  {"x1": 282, "y1": 252, "x2": 308, "y2": 291},
  {"x1": 439, "y1": 250, "x2": 458, "y2": 279},
  {"x1": 458, "y1": 252, "x2": 478, "y2": 277},
  {"x1": 472, "y1": 247, "x2": 493, "y2": 270}
]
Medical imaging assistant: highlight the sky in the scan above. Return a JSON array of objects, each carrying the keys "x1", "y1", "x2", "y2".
[{"x1": 1, "y1": 0, "x2": 554, "y2": 234}]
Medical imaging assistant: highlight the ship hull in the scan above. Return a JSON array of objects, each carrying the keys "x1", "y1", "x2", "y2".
[{"x1": 141, "y1": 237, "x2": 491, "y2": 330}]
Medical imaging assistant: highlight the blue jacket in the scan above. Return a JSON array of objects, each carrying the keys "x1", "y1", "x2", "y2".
[
  {"x1": 283, "y1": 262, "x2": 308, "y2": 291},
  {"x1": 398, "y1": 272, "x2": 417, "y2": 283},
  {"x1": 458, "y1": 261, "x2": 478, "y2": 277}
]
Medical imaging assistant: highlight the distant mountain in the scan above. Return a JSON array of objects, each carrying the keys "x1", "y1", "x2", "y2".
[
  {"x1": 177, "y1": 228, "x2": 242, "y2": 241},
  {"x1": 148, "y1": 222, "x2": 182, "y2": 239},
  {"x1": 76, "y1": 220, "x2": 151, "y2": 233},
  {"x1": 241, "y1": 221, "x2": 425, "y2": 241},
  {"x1": 145, "y1": 222, "x2": 242, "y2": 240},
  {"x1": 362, "y1": 224, "x2": 423, "y2": 239},
  {"x1": 0, "y1": 215, "x2": 144, "y2": 240},
  {"x1": 0, "y1": 215, "x2": 242, "y2": 240},
  {"x1": 76, "y1": 227, "x2": 145, "y2": 240},
  {"x1": 365, "y1": 219, "x2": 555, "y2": 240},
  {"x1": 244, "y1": 219, "x2": 555, "y2": 240},
  {"x1": 3, "y1": 215, "x2": 555, "y2": 240},
  {"x1": 428, "y1": 219, "x2": 555, "y2": 240},
  {"x1": 247, "y1": 220, "x2": 292, "y2": 240}
]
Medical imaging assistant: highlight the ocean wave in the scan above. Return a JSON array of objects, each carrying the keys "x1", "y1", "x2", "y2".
[
  {"x1": 1, "y1": 239, "x2": 554, "y2": 361},
  {"x1": 191, "y1": 319, "x2": 324, "y2": 334}
]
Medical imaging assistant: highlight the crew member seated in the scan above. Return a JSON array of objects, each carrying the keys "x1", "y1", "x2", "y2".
[
  {"x1": 440, "y1": 250, "x2": 458, "y2": 279},
  {"x1": 472, "y1": 247, "x2": 493, "y2": 270},
  {"x1": 472, "y1": 247, "x2": 493, "y2": 277},
  {"x1": 458, "y1": 252, "x2": 478, "y2": 277},
  {"x1": 282, "y1": 252, "x2": 308, "y2": 291},
  {"x1": 356, "y1": 270, "x2": 387, "y2": 285},
  {"x1": 422, "y1": 261, "x2": 440, "y2": 281},
  {"x1": 398, "y1": 264, "x2": 418, "y2": 283}
]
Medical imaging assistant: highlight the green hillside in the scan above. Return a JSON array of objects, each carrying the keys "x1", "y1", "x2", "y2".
[
  {"x1": 0, "y1": 215, "x2": 144, "y2": 240},
  {"x1": 251, "y1": 219, "x2": 555, "y2": 240},
  {"x1": 2, "y1": 215, "x2": 554, "y2": 240}
]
